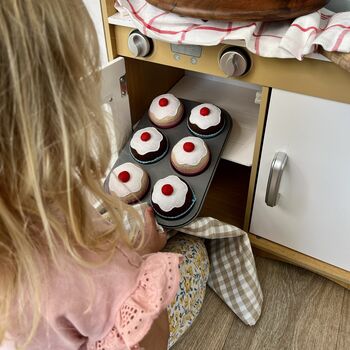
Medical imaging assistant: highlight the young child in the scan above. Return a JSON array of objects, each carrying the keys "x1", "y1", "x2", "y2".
[{"x1": 0, "y1": 1, "x2": 209, "y2": 349}]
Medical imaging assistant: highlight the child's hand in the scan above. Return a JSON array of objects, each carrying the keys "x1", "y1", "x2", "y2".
[{"x1": 142, "y1": 206, "x2": 167, "y2": 254}]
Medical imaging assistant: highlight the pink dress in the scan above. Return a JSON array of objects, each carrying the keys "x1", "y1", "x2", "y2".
[{"x1": 11, "y1": 212, "x2": 182, "y2": 350}]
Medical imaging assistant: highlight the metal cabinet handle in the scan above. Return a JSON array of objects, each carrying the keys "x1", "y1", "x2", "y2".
[{"x1": 265, "y1": 152, "x2": 288, "y2": 207}]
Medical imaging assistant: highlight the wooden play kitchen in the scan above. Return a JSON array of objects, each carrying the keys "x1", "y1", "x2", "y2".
[{"x1": 100, "y1": 0, "x2": 350, "y2": 288}]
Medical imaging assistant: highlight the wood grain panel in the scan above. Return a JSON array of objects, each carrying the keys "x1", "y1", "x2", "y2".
[
  {"x1": 172, "y1": 257, "x2": 348, "y2": 350},
  {"x1": 172, "y1": 287, "x2": 235, "y2": 350},
  {"x1": 249, "y1": 234, "x2": 350, "y2": 289},
  {"x1": 336, "y1": 291, "x2": 350, "y2": 350},
  {"x1": 251, "y1": 247, "x2": 350, "y2": 291},
  {"x1": 223, "y1": 256, "x2": 345, "y2": 350},
  {"x1": 147, "y1": 0, "x2": 329, "y2": 21}
]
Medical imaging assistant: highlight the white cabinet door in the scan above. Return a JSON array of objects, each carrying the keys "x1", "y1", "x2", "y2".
[
  {"x1": 100, "y1": 57, "x2": 132, "y2": 173},
  {"x1": 251, "y1": 89, "x2": 350, "y2": 271}
]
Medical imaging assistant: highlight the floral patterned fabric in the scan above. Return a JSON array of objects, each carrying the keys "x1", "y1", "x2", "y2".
[{"x1": 164, "y1": 234, "x2": 210, "y2": 349}]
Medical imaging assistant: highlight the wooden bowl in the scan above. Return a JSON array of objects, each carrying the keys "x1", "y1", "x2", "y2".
[{"x1": 146, "y1": 0, "x2": 330, "y2": 21}]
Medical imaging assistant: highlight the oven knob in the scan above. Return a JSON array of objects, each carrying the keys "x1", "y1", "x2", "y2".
[
  {"x1": 128, "y1": 30, "x2": 152, "y2": 57},
  {"x1": 219, "y1": 48, "x2": 251, "y2": 77}
]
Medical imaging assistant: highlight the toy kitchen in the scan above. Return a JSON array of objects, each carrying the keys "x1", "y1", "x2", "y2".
[{"x1": 91, "y1": 0, "x2": 350, "y2": 288}]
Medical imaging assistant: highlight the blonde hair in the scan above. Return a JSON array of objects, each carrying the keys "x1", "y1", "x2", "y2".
[{"x1": 0, "y1": 0, "x2": 140, "y2": 347}]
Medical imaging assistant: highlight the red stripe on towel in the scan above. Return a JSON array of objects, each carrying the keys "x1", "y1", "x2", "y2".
[
  {"x1": 179, "y1": 24, "x2": 200, "y2": 44},
  {"x1": 291, "y1": 23, "x2": 350, "y2": 34},
  {"x1": 255, "y1": 23, "x2": 266, "y2": 55},
  {"x1": 126, "y1": 0, "x2": 256, "y2": 36},
  {"x1": 253, "y1": 33, "x2": 282, "y2": 39},
  {"x1": 332, "y1": 28, "x2": 350, "y2": 51},
  {"x1": 291, "y1": 24, "x2": 320, "y2": 32},
  {"x1": 148, "y1": 11, "x2": 167, "y2": 27}
]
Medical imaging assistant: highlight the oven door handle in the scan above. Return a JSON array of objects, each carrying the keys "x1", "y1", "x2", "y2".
[{"x1": 265, "y1": 152, "x2": 288, "y2": 207}]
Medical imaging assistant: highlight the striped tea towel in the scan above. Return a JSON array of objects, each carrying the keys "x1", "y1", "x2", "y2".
[{"x1": 115, "y1": 0, "x2": 350, "y2": 60}]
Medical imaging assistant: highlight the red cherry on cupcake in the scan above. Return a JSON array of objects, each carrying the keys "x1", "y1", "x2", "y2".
[
  {"x1": 161, "y1": 184, "x2": 174, "y2": 196},
  {"x1": 200, "y1": 107, "x2": 210, "y2": 116},
  {"x1": 183, "y1": 142, "x2": 195, "y2": 153},
  {"x1": 118, "y1": 171, "x2": 130, "y2": 183},
  {"x1": 159, "y1": 98, "x2": 169, "y2": 107},
  {"x1": 140, "y1": 132, "x2": 151, "y2": 141}
]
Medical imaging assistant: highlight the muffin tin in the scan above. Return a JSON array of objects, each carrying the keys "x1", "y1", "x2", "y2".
[{"x1": 104, "y1": 98, "x2": 232, "y2": 228}]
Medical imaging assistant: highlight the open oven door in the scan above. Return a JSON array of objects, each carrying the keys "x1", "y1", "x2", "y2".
[
  {"x1": 100, "y1": 57, "x2": 132, "y2": 172},
  {"x1": 90, "y1": 57, "x2": 132, "y2": 210}
]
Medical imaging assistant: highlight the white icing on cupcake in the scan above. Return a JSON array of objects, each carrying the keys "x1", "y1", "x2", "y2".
[
  {"x1": 130, "y1": 127, "x2": 163, "y2": 155},
  {"x1": 152, "y1": 175, "x2": 188, "y2": 212},
  {"x1": 109, "y1": 162, "x2": 144, "y2": 198},
  {"x1": 189, "y1": 103, "x2": 221, "y2": 130},
  {"x1": 149, "y1": 94, "x2": 181, "y2": 120},
  {"x1": 172, "y1": 136, "x2": 208, "y2": 166}
]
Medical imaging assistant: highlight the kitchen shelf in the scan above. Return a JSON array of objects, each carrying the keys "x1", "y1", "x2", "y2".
[{"x1": 169, "y1": 72, "x2": 260, "y2": 166}]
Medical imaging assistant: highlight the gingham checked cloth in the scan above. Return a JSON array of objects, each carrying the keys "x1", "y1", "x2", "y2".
[
  {"x1": 175, "y1": 218, "x2": 263, "y2": 326},
  {"x1": 117, "y1": 203, "x2": 263, "y2": 326},
  {"x1": 115, "y1": 0, "x2": 350, "y2": 60}
]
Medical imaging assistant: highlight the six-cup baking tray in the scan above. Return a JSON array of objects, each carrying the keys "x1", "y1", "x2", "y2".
[{"x1": 104, "y1": 98, "x2": 232, "y2": 228}]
